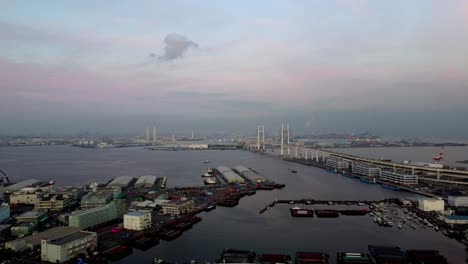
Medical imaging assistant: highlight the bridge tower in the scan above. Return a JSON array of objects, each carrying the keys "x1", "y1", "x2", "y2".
[{"x1": 257, "y1": 125, "x2": 265, "y2": 151}]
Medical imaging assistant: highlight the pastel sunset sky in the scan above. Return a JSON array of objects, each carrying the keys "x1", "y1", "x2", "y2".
[{"x1": 1, "y1": 1, "x2": 468, "y2": 137}]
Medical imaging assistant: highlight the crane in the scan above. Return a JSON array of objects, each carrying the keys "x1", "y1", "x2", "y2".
[{"x1": 433, "y1": 146, "x2": 444, "y2": 164}]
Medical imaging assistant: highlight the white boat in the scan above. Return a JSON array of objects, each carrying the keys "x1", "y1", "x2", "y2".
[
  {"x1": 397, "y1": 223, "x2": 403, "y2": 229},
  {"x1": 203, "y1": 178, "x2": 217, "y2": 185},
  {"x1": 204, "y1": 160, "x2": 210, "y2": 163}
]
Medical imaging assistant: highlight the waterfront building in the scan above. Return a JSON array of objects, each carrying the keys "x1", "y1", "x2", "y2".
[
  {"x1": 162, "y1": 199, "x2": 195, "y2": 216},
  {"x1": 41, "y1": 231, "x2": 97, "y2": 263},
  {"x1": 35, "y1": 193, "x2": 76, "y2": 211},
  {"x1": 217, "y1": 166, "x2": 245, "y2": 183},
  {"x1": 68, "y1": 201, "x2": 124, "y2": 229},
  {"x1": 123, "y1": 211, "x2": 152, "y2": 231},
  {"x1": 448, "y1": 196, "x2": 468, "y2": 207},
  {"x1": 4, "y1": 179, "x2": 40, "y2": 193},
  {"x1": 107, "y1": 176, "x2": 135, "y2": 189},
  {"x1": 233, "y1": 165, "x2": 269, "y2": 183},
  {"x1": 5, "y1": 226, "x2": 80, "y2": 252},
  {"x1": 418, "y1": 198, "x2": 445, "y2": 212},
  {"x1": 80, "y1": 191, "x2": 113, "y2": 210},
  {"x1": 9, "y1": 187, "x2": 43, "y2": 205},
  {"x1": 16, "y1": 210, "x2": 47, "y2": 223},
  {"x1": 351, "y1": 163, "x2": 381, "y2": 178},
  {"x1": 380, "y1": 170, "x2": 418, "y2": 185},
  {"x1": 326, "y1": 158, "x2": 350, "y2": 170},
  {"x1": 11, "y1": 222, "x2": 37, "y2": 237},
  {"x1": 0, "y1": 203, "x2": 10, "y2": 223},
  {"x1": 134, "y1": 175, "x2": 157, "y2": 188}
]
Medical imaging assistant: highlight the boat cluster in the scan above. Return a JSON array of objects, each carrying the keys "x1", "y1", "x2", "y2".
[{"x1": 370, "y1": 202, "x2": 440, "y2": 231}]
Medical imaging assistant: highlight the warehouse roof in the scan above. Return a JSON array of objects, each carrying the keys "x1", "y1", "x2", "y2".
[
  {"x1": 23, "y1": 226, "x2": 81, "y2": 246},
  {"x1": 47, "y1": 231, "x2": 95, "y2": 245},
  {"x1": 135, "y1": 175, "x2": 157, "y2": 187},
  {"x1": 108, "y1": 176, "x2": 135, "y2": 187},
  {"x1": 5, "y1": 179, "x2": 40, "y2": 192}
]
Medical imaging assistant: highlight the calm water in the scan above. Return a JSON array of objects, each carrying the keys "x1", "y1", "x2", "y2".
[{"x1": 0, "y1": 146, "x2": 466, "y2": 263}]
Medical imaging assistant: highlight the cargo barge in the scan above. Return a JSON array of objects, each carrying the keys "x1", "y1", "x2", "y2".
[
  {"x1": 219, "y1": 248, "x2": 257, "y2": 263},
  {"x1": 339, "y1": 209, "x2": 370, "y2": 216},
  {"x1": 341, "y1": 172, "x2": 359, "y2": 178},
  {"x1": 219, "y1": 199, "x2": 239, "y2": 207},
  {"x1": 295, "y1": 252, "x2": 329, "y2": 264},
  {"x1": 325, "y1": 168, "x2": 337, "y2": 173},
  {"x1": 290, "y1": 206, "x2": 314, "y2": 217},
  {"x1": 406, "y1": 249, "x2": 448, "y2": 264},
  {"x1": 337, "y1": 252, "x2": 372, "y2": 264},
  {"x1": 368, "y1": 245, "x2": 407, "y2": 264},
  {"x1": 315, "y1": 210, "x2": 339, "y2": 218},
  {"x1": 103, "y1": 245, "x2": 132, "y2": 261},
  {"x1": 258, "y1": 253, "x2": 292, "y2": 264},
  {"x1": 133, "y1": 237, "x2": 159, "y2": 250},
  {"x1": 205, "y1": 204, "x2": 216, "y2": 211},
  {"x1": 381, "y1": 182, "x2": 401, "y2": 191},
  {"x1": 158, "y1": 229, "x2": 182, "y2": 240}
]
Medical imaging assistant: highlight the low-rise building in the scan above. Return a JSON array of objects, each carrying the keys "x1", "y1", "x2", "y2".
[
  {"x1": 35, "y1": 193, "x2": 76, "y2": 211},
  {"x1": 418, "y1": 198, "x2": 444, "y2": 212},
  {"x1": 448, "y1": 196, "x2": 468, "y2": 207},
  {"x1": 162, "y1": 199, "x2": 195, "y2": 216},
  {"x1": 380, "y1": 170, "x2": 418, "y2": 185},
  {"x1": 41, "y1": 231, "x2": 97, "y2": 263},
  {"x1": 16, "y1": 210, "x2": 47, "y2": 223},
  {"x1": 134, "y1": 175, "x2": 157, "y2": 188},
  {"x1": 0, "y1": 203, "x2": 10, "y2": 223},
  {"x1": 9, "y1": 187, "x2": 43, "y2": 205},
  {"x1": 11, "y1": 221, "x2": 37, "y2": 237},
  {"x1": 107, "y1": 176, "x2": 135, "y2": 189},
  {"x1": 69, "y1": 201, "x2": 125, "y2": 229},
  {"x1": 352, "y1": 163, "x2": 381, "y2": 178},
  {"x1": 326, "y1": 158, "x2": 350, "y2": 171},
  {"x1": 80, "y1": 191, "x2": 113, "y2": 210},
  {"x1": 217, "y1": 166, "x2": 245, "y2": 183},
  {"x1": 5, "y1": 226, "x2": 80, "y2": 252},
  {"x1": 123, "y1": 211, "x2": 152, "y2": 231}
]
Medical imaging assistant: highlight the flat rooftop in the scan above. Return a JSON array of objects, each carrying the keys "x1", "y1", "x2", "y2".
[
  {"x1": 17, "y1": 211, "x2": 46, "y2": 218},
  {"x1": 126, "y1": 211, "x2": 149, "y2": 216},
  {"x1": 47, "y1": 231, "x2": 94, "y2": 246},
  {"x1": 24, "y1": 226, "x2": 81, "y2": 246}
]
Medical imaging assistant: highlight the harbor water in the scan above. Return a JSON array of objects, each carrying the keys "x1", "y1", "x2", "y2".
[{"x1": 0, "y1": 146, "x2": 466, "y2": 263}]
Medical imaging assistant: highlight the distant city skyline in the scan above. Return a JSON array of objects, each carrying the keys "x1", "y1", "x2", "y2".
[{"x1": 1, "y1": 1, "x2": 468, "y2": 138}]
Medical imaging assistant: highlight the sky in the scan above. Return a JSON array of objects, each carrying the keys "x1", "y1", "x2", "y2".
[{"x1": 1, "y1": 1, "x2": 468, "y2": 138}]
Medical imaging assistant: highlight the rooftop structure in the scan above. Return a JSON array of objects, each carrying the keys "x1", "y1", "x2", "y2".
[
  {"x1": 80, "y1": 190, "x2": 113, "y2": 210},
  {"x1": 217, "y1": 166, "x2": 245, "y2": 183},
  {"x1": 35, "y1": 193, "x2": 76, "y2": 211},
  {"x1": 233, "y1": 165, "x2": 269, "y2": 183},
  {"x1": 134, "y1": 175, "x2": 157, "y2": 188}
]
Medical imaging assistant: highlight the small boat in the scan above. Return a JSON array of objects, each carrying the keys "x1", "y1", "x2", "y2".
[
  {"x1": 204, "y1": 160, "x2": 209, "y2": 163},
  {"x1": 291, "y1": 170, "x2": 297, "y2": 173},
  {"x1": 397, "y1": 223, "x2": 403, "y2": 229},
  {"x1": 289, "y1": 201, "x2": 295, "y2": 204}
]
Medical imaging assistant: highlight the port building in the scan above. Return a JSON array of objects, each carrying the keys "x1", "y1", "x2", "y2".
[
  {"x1": 233, "y1": 165, "x2": 269, "y2": 183},
  {"x1": 9, "y1": 187, "x2": 43, "y2": 205},
  {"x1": 0, "y1": 204, "x2": 10, "y2": 223},
  {"x1": 418, "y1": 198, "x2": 444, "y2": 212},
  {"x1": 107, "y1": 176, "x2": 135, "y2": 188},
  {"x1": 162, "y1": 199, "x2": 195, "y2": 216},
  {"x1": 123, "y1": 211, "x2": 152, "y2": 231},
  {"x1": 35, "y1": 193, "x2": 76, "y2": 211},
  {"x1": 5, "y1": 226, "x2": 80, "y2": 252},
  {"x1": 134, "y1": 175, "x2": 157, "y2": 188},
  {"x1": 80, "y1": 190, "x2": 114, "y2": 210},
  {"x1": 352, "y1": 163, "x2": 381, "y2": 178},
  {"x1": 448, "y1": 196, "x2": 468, "y2": 207},
  {"x1": 326, "y1": 158, "x2": 350, "y2": 170},
  {"x1": 41, "y1": 231, "x2": 97, "y2": 263},
  {"x1": 69, "y1": 201, "x2": 125, "y2": 229},
  {"x1": 4, "y1": 179, "x2": 40, "y2": 193},
  {"x1": 217, "y1": 166, "x2": 245, "y2": 183},
  {"x1": 379, "y1": 170, "x2": 418, "y2": 185}
]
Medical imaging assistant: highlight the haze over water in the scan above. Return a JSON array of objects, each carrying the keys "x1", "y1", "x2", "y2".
[{"x1": 0, "y1": 146, "x2": 466, "y2": 263}]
